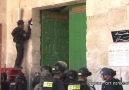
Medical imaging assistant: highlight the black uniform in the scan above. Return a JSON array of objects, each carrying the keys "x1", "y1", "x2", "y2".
[
  {"x1": 15, "y1": 73, "x2": 27, "y2": 90},
  {"x1": 68, "y1": 81, "x2": 91, "y2": 90},
  {"x1": 64, "y1": 70, "x2": 77, "y2": 90},
  {"x1": 40, "y1": 76, "x2": 65, "y2": 90},
  {"x1": 12, "y1": 26, "x2": 31, "y2": 68},
  {"x1": 64, "y1": 77, "x2": 77, "y2": 90},
  {"x1": 32, "y1": 75, "x2": 41, "y2": 88},
  {"x1": 1, "y1": 72, "x2": 9, "y2": 90},
  {"x1": 101, "y1": 78, "x2": 123, "y2": 90},
  {"x1": 15, "y1": 80, "x2": 27, "y2": 90}
]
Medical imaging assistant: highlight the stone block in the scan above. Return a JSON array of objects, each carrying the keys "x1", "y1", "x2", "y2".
[{"x1": 108, "y1": 8, "x2": 127, "y2": 27}]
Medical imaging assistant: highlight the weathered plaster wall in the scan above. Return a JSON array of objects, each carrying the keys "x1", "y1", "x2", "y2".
[
  {"x1": 0, "y1": 0, "x2": 7, "y2": 67},
  {"x1": 5, "y1": 0, "x2": 84, "y2": 90},
  {"x1": 86, "y1": 0, "x2": 129, "y2": 90},
  {"x1": 5, "y1": 0, "x2": 85, "y2": 67},
  {"x1": 5, "y1": 2, "x2": 37, "y2": 88}
]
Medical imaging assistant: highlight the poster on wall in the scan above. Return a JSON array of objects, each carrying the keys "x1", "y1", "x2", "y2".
[
  {"x1": 111, "y1": 30, "x2": 129, "y2": 42},
  {"x1": 108, "y1": 43, "x2": 129, "y2": 66}
]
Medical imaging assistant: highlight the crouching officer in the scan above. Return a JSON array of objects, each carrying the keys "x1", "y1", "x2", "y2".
[
  {"x1": 68, "y1": 67, "x2": 92, "y2": 90},
  {"x1": 100, "y1": 67, "x2": 123, "y2": 90}
]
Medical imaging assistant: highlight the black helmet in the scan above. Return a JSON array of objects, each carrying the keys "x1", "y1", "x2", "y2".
[
  {"x1": 56, "y1": 61, "x2": 67, "y2": 68},
  {"x1": 52, "y1": 63, "x2": 65, "y2": 73},
  {"x1": 109, "y1": 68, "x2": 116, "y2": 77},
  {"x1": 17, "y1": 20, "x2": 24, "y2": 25},
  {"x1": 40, "y1": 65, "x2": 52, "y2": 73},
  {"x1": 78, "y1": 67, "x2": 92, "y2": 77},
  {"x1": 66, "y1": 70, "x2": 77, "y2": 78},
  {"x1": 100, "y1": 67, "x2": 111, "y2": 75}
]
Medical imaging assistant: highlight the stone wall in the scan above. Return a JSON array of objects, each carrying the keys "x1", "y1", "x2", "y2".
[
  {"x1": 4, "y1": 0, "x2": 84, "y2": 90},
  {"x1": 87, "y1": 0, "x2": 129, "y2": 90},
  {"x1": 1, "y1": 0, "x2": 129, "y2": 90},
  {"x1": 0, "y1": 0, "x2": 7, "y2": 66}
]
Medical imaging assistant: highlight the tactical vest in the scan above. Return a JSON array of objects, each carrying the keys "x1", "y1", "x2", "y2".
[{"x1": 42, "y1": 77, "x2": 60, "y2": 90}]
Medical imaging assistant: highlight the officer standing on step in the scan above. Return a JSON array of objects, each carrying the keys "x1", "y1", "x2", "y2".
[
  {"x1": 100, "y1": 67, "x2": 123, "y2": 90},
  {"x1": 12, "y1": 19, "x2": 32, "y2": 69},
  {"x1": 68, "y1": 67, "x2": 92, "y2": 90}
]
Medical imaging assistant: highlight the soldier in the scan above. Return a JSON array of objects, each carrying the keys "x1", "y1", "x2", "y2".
[
  {"x1": 100, "y1": 67, "x2": 123, "y2": 90},
  {"x1": 12, "y1": 19, "x2": 32, "y2": 69},
  {"x1": 68, "y1": 67, "x2": 92, "y2": 90}
]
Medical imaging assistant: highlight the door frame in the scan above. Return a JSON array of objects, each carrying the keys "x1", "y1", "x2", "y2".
[{"x1": 31, "y1": 0, "x2": 86, "y2": 67}]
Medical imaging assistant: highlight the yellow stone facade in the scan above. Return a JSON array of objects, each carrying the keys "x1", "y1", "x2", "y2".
[{"x1": 1, "y1": 0, "x2": 129, "y2": 90}]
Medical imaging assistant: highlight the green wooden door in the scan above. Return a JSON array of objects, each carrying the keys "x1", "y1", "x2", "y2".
[
  {"x1": 69, "y1": 3, "x2": 86, "y2": 70},
  {"x1": 41, "y1": 10, "x2": 69, "y2": 67}
]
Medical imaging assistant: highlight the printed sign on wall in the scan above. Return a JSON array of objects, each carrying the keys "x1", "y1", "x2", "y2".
[
  {"x1": 111, "y1": 30, "x2": 129, "y2": 42},
  {"x1": 108, "y1": 43, "x2": 129, "y2": 66}
]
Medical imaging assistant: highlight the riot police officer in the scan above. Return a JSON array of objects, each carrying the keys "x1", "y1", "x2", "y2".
[
  {"x1": 50, "y1": 62, "x2": 66, "y2": 90},
  {"x1": 9, "y1": 72, "x2": 27, "y2": 90},
  {"x1": 100, "y1": 67, "x2": 123, "y2": 90},
  {"x1": 34, "y1": 63, "x2": 65, "y2": 90},
  {"x1": 53, "y1": 61, "x2": 67, "y2": 82},
  {"x1": 1, "y1": 72, "x2": 9, "y2": 90},
  {"x1": 32, "y1": 65, "x2": 52, "y2": 89},
  {"x1": 64, "y1": 70, "x2": 77, "y2": 90},
  {"x1": 68, "y1": 67, "x2": 92, "y2": 90},
  {"x1": 40, "y1": 65, "x2": 52, "y2": 77},
  {"x1": 32, "y1": 71, "x2": 41, "y2": 89},
  {"x1": 12, "y1": 19, "x2": 31, "y2": 69}
]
